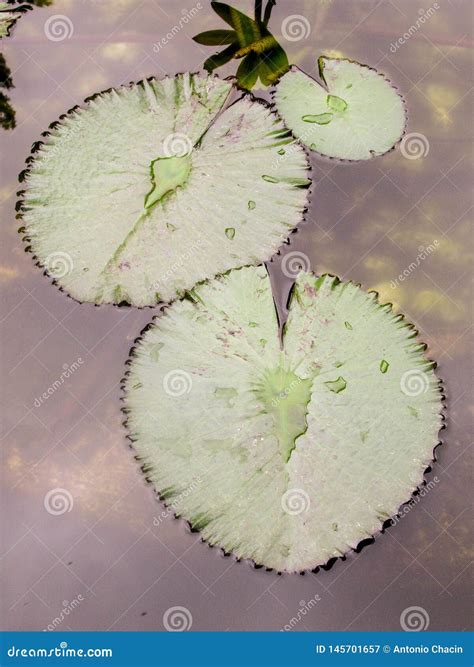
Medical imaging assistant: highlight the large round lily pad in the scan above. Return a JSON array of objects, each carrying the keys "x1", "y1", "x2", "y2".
[
  {"x1": 123, "y1": 266, "x2": 442, "y2": 572},
  {"x1": 274, "y1": 57, "x2": 406, "y2": 161},
  {"x1": 19, "y1": 72, "x2": 309, "y2": 306}
]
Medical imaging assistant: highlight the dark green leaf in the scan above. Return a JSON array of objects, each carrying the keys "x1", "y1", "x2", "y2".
[
  {"x1": 211, "y1": 1, "x2": 260, "y2": 47},
  {"x1": 194, "y1": 1, "x2": 290, "y2": 91},
  {"x1": 254, "y1": 27, "x2": 289, "y2": 86},
  {"x1": 235, "y1": 33, "x2": 279, "y2": 57},
  {"x1": 210, "y1": 1, "x2": 243, "y2": 27},
  {"x1": 203, "y1": 43, "x2": 239, "y2": 72},
  {"x1": 0, "y1": 53, "x2": 13, "y2": 88},
  {"x1": 0, "y1": 91, "x2": 15, "y2": 129},
  {"x1": 193, "y1": 29, "x2": 236, "y2": 46},
  {"x1": 236, "y1": 52, "x2": 260, "y2": 90}
]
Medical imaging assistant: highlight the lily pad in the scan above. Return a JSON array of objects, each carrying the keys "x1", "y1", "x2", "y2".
[
  {"x1": 274, "y1": 57, "x2": 406, "y2": 161},
  {"x1": 18, "y1": 72, "x2": 309, "y2": 306},
  {"x1": 123, "y1": 266, "x2": 442, "y2": 572}
]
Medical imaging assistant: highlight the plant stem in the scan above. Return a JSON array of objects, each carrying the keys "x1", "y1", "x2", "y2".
[{"x1": 263, "y1": 0, "x2": 276, "y2": 26}]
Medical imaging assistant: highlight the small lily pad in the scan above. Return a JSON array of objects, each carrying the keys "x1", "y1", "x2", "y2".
[{"x1": 274, "y1": 57, "x2": 406, "y2": 160}]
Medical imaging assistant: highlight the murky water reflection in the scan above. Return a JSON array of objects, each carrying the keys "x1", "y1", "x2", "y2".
[{"x1": 0, "y1": 0, "x2": 472, "y2": 631}]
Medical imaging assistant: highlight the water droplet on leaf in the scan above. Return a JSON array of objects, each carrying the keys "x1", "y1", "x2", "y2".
[{"x1": 302, "y1": 113, "x2": 333, "y2": 125}]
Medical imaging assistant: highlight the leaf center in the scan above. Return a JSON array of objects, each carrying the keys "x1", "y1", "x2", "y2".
[
  {"x1": 144, "y1": 154, "x2": 192, "y2": 210},
  {"x1": 254, "y1": 365, "x2": 313, "y2": 463}
]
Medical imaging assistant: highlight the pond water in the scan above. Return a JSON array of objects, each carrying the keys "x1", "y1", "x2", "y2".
[{"x1": 0, "y1": 0, "x2": 472, "y2": 631}]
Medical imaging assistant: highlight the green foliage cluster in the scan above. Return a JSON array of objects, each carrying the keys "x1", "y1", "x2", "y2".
[
  {"x1": 0, "y1": 0, "x2": 53, "y2": 129},
  {"x1": 193, "y1": 1, "x2": 289, "y2": 90}
]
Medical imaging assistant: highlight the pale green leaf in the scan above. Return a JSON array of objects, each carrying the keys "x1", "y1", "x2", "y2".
[
  {"x1": 124, "y1": 267, "x2": 442, "y2": 572},
  {"x1": 274, "y1": 57, "x2": 406, "y2": 160},
  {"x1": 20, "y1": 73, "x2": 309, "y2": 306}
]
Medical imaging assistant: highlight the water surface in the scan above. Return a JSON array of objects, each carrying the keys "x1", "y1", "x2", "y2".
[{"x1": 0, "y1": 0, "x2": 472, "y2": 632}]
